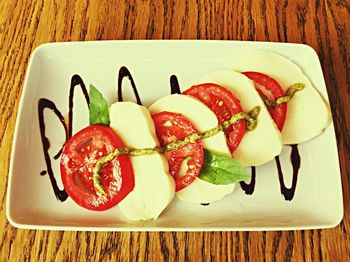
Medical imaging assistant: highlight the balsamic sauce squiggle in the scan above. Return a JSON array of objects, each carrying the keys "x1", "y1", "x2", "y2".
[
  {"x1": 68, "y1": 74, "x2": 90, "y2": 138},
  {"x1": 240, "y1": 167, "x2": 256, "y2": 195},
  {"x1": 239, "y1": 145, "x2": 301, "y2": 198},
  {"x1": 38, "y1": 76, "x2": 89, "y2": 201},
  {"x1": 38, "y1": 68, "x2": 302, "y2": 202},
  {"x1": 118, "y1": 66, "x2": 142, "y2": 104},
  {"x1": 38, "y1": 99, "x2": 68, "y2": 201},
  {"x1": 275, "y1": 145, "x2": 301, "y2": 200},
  {"x1": 170, "y1": 75, "x2": 181, "y2": 94}
]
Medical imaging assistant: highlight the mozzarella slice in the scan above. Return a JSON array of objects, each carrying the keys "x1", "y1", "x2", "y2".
[
  {"x1": 178, "y1": 179, "x2": 235, "y2": 204},
  {"x1": 195, "y1": 70, "x2": 283, "y2": 166},
  {"x1": 230, "y1": 50, "x2": 331, "y2": 144},
  {"x1": 149, "y1": 94, "x2": 235, "y2": 204},
  {"x1": 109, "y1": 102, "x2": 175, "y2": 221}
]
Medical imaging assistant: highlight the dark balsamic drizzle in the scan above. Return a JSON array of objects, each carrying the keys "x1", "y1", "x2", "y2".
[
  {"x1": 275, "y1": 144, "x2": 301, "y2": 201},
  {"x1": 53, "y1": 148, "x2": 63, "y2": 160},
  {"x1": 69, "y1": 74, "x2": 90, "y2": 138},
  {"x1": 118, "y1": 66, "x2": 142, "y2": 105},
  {"x1": 170, "y1": 75, "x2": 181, "y2": 94},
  {"x1": 38, "y1": 98, "x2": 69, "y2": 201},
  {"x1": 240, "y1": 166, "x2": 256, "y2": 195},
  {"x1": 38, "y1": 76, "x2": 89, "y2": 202}
]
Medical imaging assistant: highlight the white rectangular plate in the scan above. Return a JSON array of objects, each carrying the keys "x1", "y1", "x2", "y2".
[{"x1": 7, "y1": 40, "x2": 343, "y2": 231}]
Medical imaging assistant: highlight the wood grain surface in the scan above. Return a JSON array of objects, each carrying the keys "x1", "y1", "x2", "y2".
[{"x1": 0, "y1": 0, "x2": 349, "y2": 261}]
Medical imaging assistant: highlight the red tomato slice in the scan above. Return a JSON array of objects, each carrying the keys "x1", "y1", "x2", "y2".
[
  {"x1": 152, "y1": 112, "x2": 204, "y2": 192},
  {"x1": 243, "y1": 72, "x2": 287, "y2": 131},
  {"x1": 183, "y1": 83, "x2": 246, "y2": 154},
  {"x1": 60, "y1": 125, "x2": 134, "y2": 211}
]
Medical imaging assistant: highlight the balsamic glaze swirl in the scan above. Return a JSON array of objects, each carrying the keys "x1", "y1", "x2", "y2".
[
  {"x1": 38, "y1": 99, "x2": 68, "y2": 201},
  {"x1": 239, "y1": 146, "x2": 301, "y2": 199},
  {"x1": 38, "y1": 67, "x2": 301, "y2": 202},
  {"x1": 240, "y1": 167, "x2": 256, "y2": 195},
  {"x1": 275, "y1": 145, "x2": 301, "y2": 201},
  {"x1": 38, "y1": 75, "x2": 89, "y2": 201},
  {"x1": 118, "y1": 66, "x2": 142, "y2": 104}
]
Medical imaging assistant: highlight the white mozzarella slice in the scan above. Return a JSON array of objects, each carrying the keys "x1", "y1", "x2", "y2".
[
  {"x1": 177, "y1": 179, "x2": 236, "y2": 204},
  {"x1": 109, "y1": 102, "x2": 175, "y2": 221},
  {"x1": 149, "y1": 94, "x2": 234, "y2": 204},
  {"x1": 230, "y1": 50, "x2": 331, "y2": 144},
  {"x1": 196, "y1": 70, "x2": 283, "y2": 166}
]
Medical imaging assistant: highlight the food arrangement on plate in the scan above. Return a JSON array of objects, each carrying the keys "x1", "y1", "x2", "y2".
[{"x1": 44, "y1": 50, "x2": 331, "y2": 221}]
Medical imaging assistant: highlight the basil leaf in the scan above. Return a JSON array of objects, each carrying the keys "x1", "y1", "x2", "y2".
[
  {"x1": 198, "y1": 149, "x2": 250, "y2": 185},
  {"x1": 89, "y1": 84, "x2": 110, "y2": 126}
]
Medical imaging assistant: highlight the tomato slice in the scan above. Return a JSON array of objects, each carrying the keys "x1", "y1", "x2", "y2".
[
  {"x1": 243, "y1": 72, "x2": 287, "y2": 131},
  {"x1": 183, "y1": 83, "x2": 246, "y2": 154},
  {"x1": 60, "y1": 125, "x2": 134, "y2": 211},
  {"x1": 152, "y1": 112, "x2": 204, "y2": 192}
]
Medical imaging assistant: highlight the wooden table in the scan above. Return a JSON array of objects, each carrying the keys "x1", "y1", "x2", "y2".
[{"x1": 0, "y1": 0, "x2": 349, "y2": 260}]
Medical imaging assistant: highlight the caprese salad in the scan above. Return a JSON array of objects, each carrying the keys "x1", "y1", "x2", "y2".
[{"x1": 59, "y1": 50, "x2": 331, "y2": 221}]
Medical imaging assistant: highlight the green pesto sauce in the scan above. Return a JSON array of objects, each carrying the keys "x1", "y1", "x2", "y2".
[{"x1": 261, "y1": 83, "x2": 305, "y2": 109}]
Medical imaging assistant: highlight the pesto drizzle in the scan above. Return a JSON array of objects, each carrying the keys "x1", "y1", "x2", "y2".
[
  {"x1": 92, "y1": 106, "x2": 260, "y2": 196},
  {"x1": 260, "y1": 83, "x2": 305, "y2": 109}
]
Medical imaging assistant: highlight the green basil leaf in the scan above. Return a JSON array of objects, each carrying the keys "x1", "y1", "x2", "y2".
[
  {"x1": 198, "y1": 149, "x2": 250, "y2": 185},
  {"x1": 89, "y1": 84, "x2": 110, "y2": 126}
]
